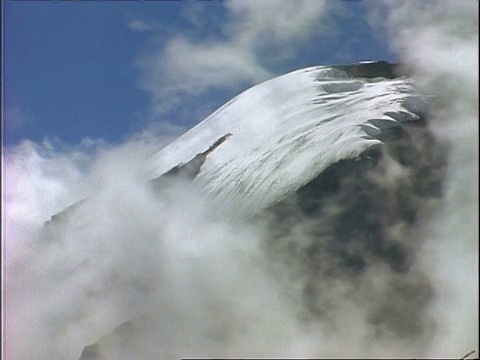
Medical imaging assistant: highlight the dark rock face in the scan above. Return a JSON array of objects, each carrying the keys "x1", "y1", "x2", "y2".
[
  {"x1": 45, "y1": 198, "x2": 89, "y2": 227},
  {"x1": 260, "y1": 110, "x2": 447, "y2": 344},
  {"x1": 332, "y1": 61, "x2": 404, "y2": 79},
  {"x1": 79, "y1": 321, "x2": 135, "y2": 360},
  {"x1": 150, "y1": 133, "x2": 232, "y2": 191}
]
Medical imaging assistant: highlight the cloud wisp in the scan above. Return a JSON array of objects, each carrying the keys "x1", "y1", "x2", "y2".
[
  {"x1": 367, "y1": 0, "x2": 479, "y2": 356},
  {"x1": 135, "y1": 0, "x2": 330, "y2": 117},
  {"x1": 127, "y1": 19, "x2": 161, "y2": 33}
]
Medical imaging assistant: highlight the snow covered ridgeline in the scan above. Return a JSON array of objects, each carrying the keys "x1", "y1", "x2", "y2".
[{"x1": 148, "y1": 61, "x2": 430, "y2": 215}]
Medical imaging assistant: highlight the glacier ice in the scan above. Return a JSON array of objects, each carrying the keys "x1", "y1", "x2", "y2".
[{"x1": 146, "y1": 61, "x2": 429, "y2": 215}]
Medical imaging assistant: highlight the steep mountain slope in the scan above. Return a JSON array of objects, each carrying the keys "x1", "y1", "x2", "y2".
[{"x1": 42, "y1": 61, "x2": 447, "y2": 359}]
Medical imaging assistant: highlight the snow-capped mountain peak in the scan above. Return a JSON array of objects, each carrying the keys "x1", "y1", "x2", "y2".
[{"x1": 147, "y1": 61, "x2": 428, "y2": 214}]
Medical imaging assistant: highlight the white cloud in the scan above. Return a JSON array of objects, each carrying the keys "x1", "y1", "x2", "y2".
[
  {"x1": 137, "y1": 0, "x2": 330, "y2": 117},
  {"x1": 140, "y1": 36, "x2": 273, "y2": 114},
  {"x1": 226, "y1": 0, "x2": 328, "y2": 48},
  {"x1": 3, "y1": 132, "x2": 182, "y2": 359},
  {"x1": 366, "y1": 0, "x2": 479, "y2": 357},
  {"x1": 127, "y1": 19, "x2": 160, "y2": 33},
  {"x1": 3, "y1": 136, "x2": 321, "y2": 359}
]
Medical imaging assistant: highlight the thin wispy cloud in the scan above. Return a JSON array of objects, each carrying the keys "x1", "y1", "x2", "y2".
[
  {"x1": 127, "y1": 19, "x2": 160, "y2": 33},
  {"x1": 225, "y1": 0, "x2": 328, "y2": 48},
  {"x1": 134, "y1": 0, "x2": 330, "y2": 117}
]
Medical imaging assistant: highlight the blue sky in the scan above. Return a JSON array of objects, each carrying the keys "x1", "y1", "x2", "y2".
[{"x1": 3, "y1": 0, "x2": 397, "y2": 147}]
